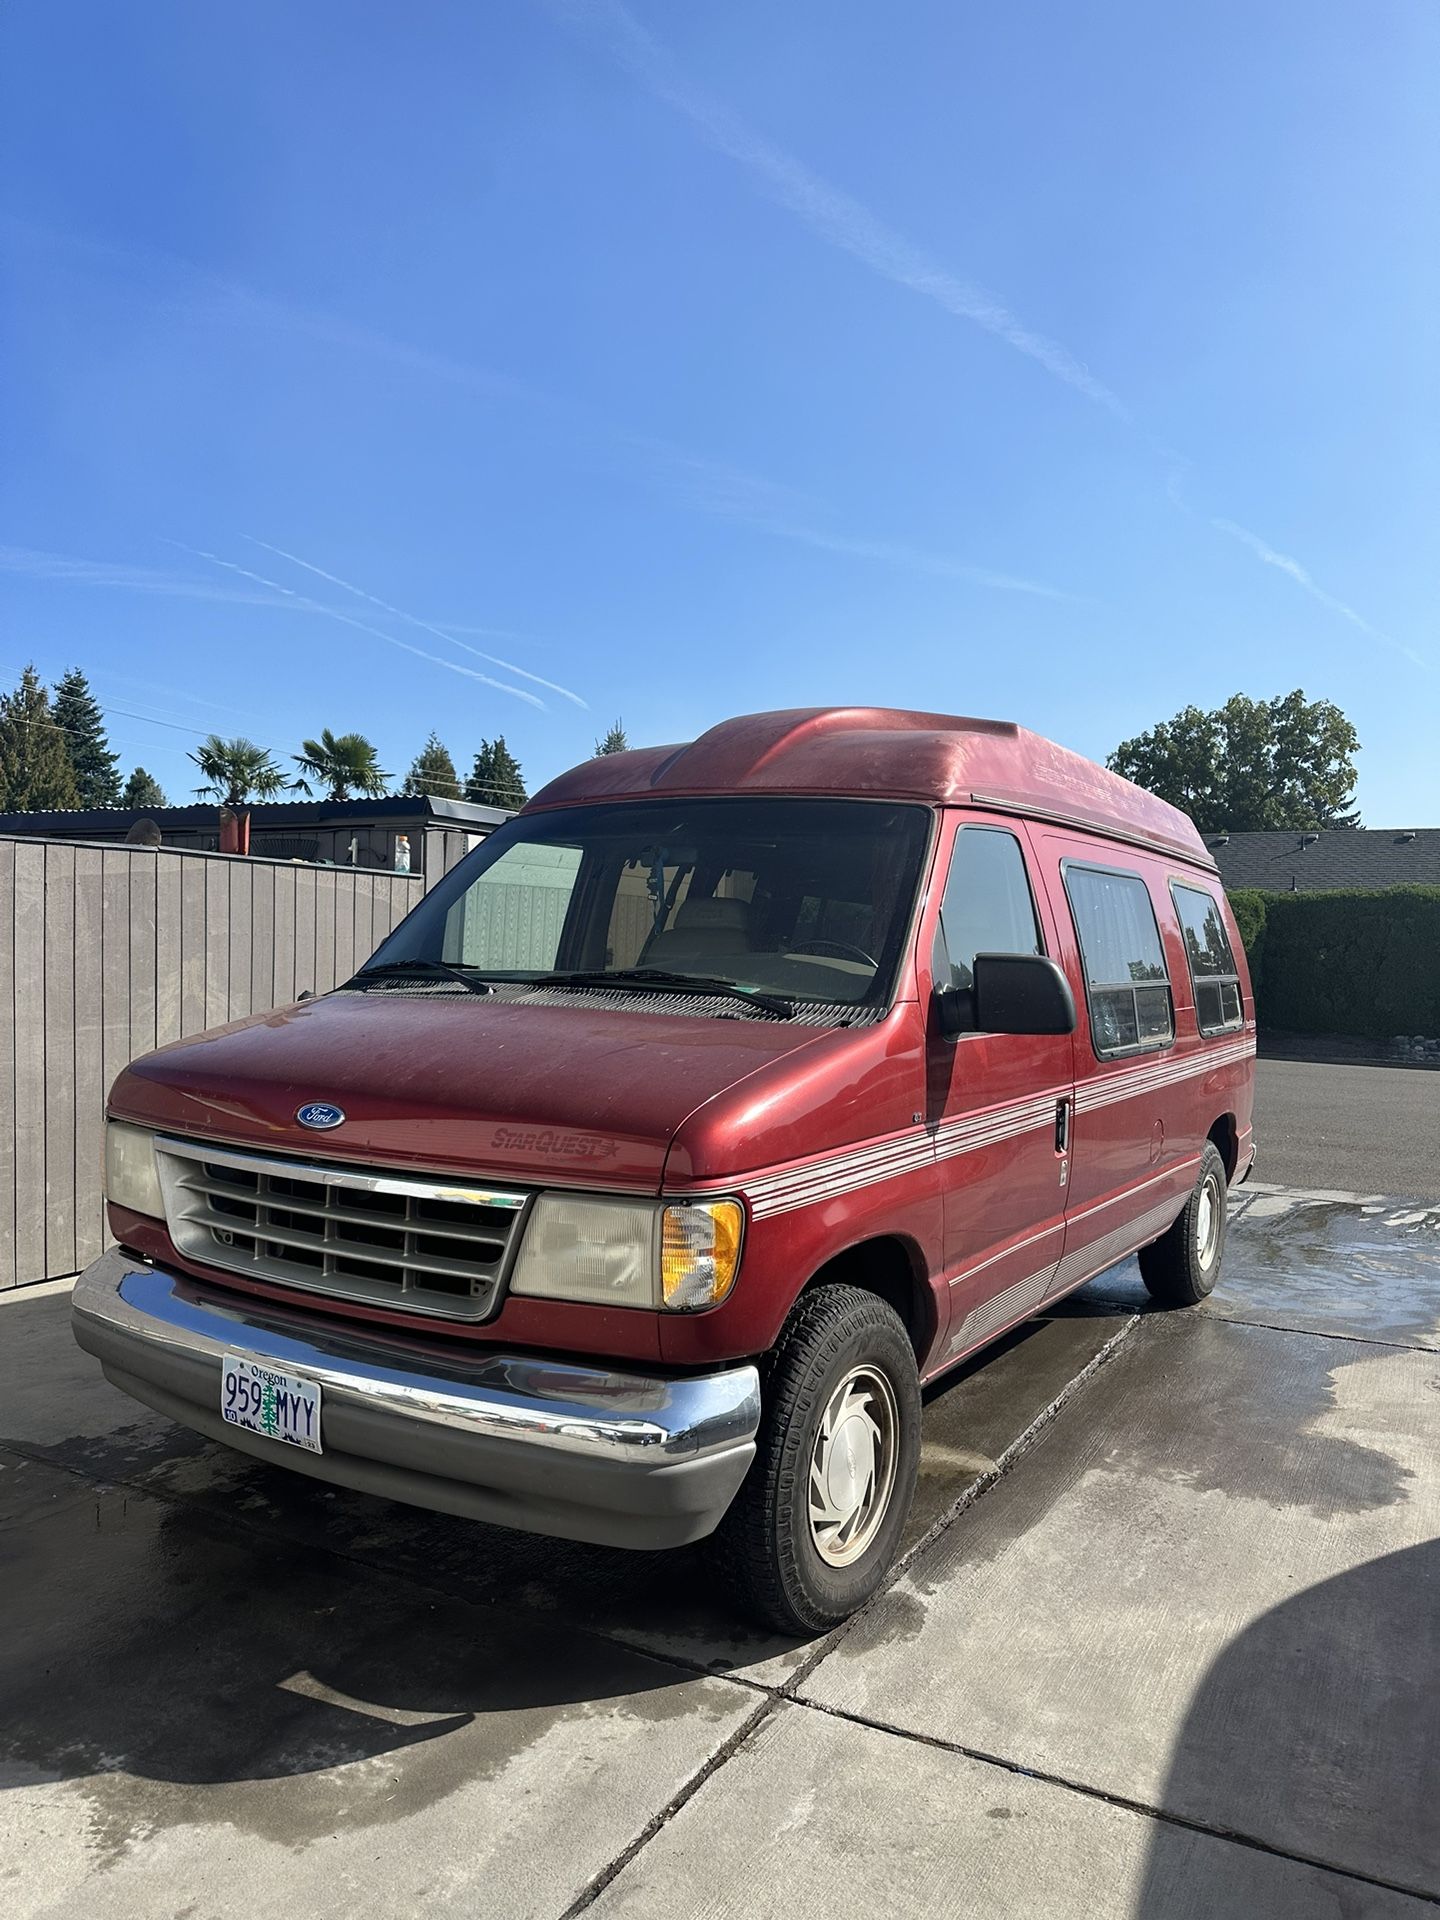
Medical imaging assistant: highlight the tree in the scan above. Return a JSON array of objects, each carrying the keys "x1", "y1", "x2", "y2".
[
  {"x1": 52, "y1": 668, "x2": 121, "y2": 807},
  {"x1": 121, "y1": 767, "x2": 169, "y2": 809},
  {"x1": 401, "y1": 733, "x2": 462, "y2": 799},
  {"x1": 292, "y1": 729, "x2": 389, "y2": 800},
  {"x1": 1107, "y1": 691, "x2": 1360, "y2": 833},
  {"x1": 0, "y1": 664, "x2": 81, "y2": 810},
  {"x1": 594, "y1": 719, "x2": 629, "y2": 756},
  {"x1": 188, "y1": 735, "x2": 292, "y2": 806},
  {"x1": 466, "y1": 736, "x2": 527, "y2": 810}
]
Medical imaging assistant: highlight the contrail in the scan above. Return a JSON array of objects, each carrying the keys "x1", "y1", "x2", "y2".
[
  {"x1": 547, "y1": 0, "x2": 1127, "y2": 418},
  {"x1": 241, "y1": 537, "x2": 590, "y2": 709},
  {"x1": 166, "y1": 542, "x2": 547, "y2": 706},
  {"x1": 1211, "y1": 520, "x2": 1426, "y2": 670},
  {"x1": 732, "y1": 520, "x2": 1077, "y2": 600}
]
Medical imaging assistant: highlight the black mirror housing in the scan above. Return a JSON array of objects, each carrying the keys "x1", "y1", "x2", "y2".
[{"x1": 935, "y1": 953, "x2": 1077, "y2": 1038}]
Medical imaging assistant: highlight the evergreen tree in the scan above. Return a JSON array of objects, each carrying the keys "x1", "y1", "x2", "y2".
[
  {"x1": 466, "y1": 736, "x2": 527, "y2": 810},
  {"x1": 52, "y1": 667, "x2": 121, "y2": 806},
  {"x1": 594, "y1": 720, "x2": 629, "y2": 755},
  {"x1": 122, "y1": 767, "x2": 169, "y2": 808},
  {"x1": 0, "y1": 665, "x2": 82, "y2": 810},
  {"x1": 401, "y1": 733, "x2": 462, "y2": 799}
]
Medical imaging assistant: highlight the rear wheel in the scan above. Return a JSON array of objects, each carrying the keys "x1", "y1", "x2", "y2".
[
  {"x1": 708, "y1": 1284, "x2": 920, "y2": 1635},
  {"x1": 1138, "y1": 1142, "x2": 1228, "y2": 1306}
]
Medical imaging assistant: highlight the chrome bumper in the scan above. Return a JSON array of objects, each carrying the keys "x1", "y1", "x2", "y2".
[{"x1": 71, "y1": 1250, "x2": 761, "y2": 1551}]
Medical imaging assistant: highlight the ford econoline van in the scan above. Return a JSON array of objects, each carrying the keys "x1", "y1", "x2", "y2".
[{"x1": 74, "y1": 708, "x2": 1255, "y2": 1632}]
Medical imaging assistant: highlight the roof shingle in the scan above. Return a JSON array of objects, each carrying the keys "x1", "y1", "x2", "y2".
[{"x1": 1210, "y1": 828, "x2": 1440, "y2": 893}]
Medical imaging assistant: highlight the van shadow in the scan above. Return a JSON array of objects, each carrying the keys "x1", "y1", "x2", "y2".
[
  {"x1": 0, "y1": 1478, "x2": 739, "y2": 1854},
  {"x1": 1133, "y1": 1539, "x2": 1440, "y2": 1908}
]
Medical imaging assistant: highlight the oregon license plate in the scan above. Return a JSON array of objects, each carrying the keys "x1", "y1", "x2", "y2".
[{"x1": 221, "y1": 1355, "x2": 323, "y2": 1454}]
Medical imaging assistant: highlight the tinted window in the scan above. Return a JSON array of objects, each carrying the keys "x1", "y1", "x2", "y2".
[
  {"x1": 372, "y1": 796, "x2": 932, "y2": 1010},
  {"x1": 936, "y1": 827, "x2": 1042, "y2": 990},
  {"x1": 1064, "y1": 865, "x2": 1174, "y2": 1055},
  {"x1": 446, "y1": 841, "x2": 582, "y2": 973},
  {"x1": 1172, "y1": 882, "x2": 1243, "y2": 1033}
]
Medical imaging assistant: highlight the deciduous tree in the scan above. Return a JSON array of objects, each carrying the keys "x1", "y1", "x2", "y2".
[{"x1": 1108, "y1": 691, "x2": 1360, "y2": 831}]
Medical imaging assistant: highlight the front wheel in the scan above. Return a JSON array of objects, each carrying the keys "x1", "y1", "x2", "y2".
[
  {"x1": 708, "y1": 1284, "x2": 920, "y2": 1636},
  {"x1": 1138, "y1": 1142, "x2": 1228, "y2": 1306}
]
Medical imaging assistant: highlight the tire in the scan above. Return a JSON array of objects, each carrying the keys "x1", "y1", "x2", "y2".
[
  {"x1": 708, "y1": 1284, "x2": 921, "y2": 1636},
  {"x1": 1138, "y1": 1142, "x2": 1228, "y2": 1307}
]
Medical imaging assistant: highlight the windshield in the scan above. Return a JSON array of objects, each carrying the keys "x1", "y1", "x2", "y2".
[{"x1": 368, "y1": 797, "x2": 933, "y2": 1010}]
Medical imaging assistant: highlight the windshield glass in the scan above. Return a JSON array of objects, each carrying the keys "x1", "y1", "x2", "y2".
[{"x1": 369, "y1": 797, "x2": 932, "y2": 1009}]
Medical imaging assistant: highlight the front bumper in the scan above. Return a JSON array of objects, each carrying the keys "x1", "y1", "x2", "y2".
[{"x1": 71, "y1": 1250, "x2": 761, "y2": 1550}]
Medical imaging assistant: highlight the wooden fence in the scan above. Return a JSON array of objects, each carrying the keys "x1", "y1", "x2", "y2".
[{"x1": 0, "y1": 837, "x2": 427, "y2": 1289}]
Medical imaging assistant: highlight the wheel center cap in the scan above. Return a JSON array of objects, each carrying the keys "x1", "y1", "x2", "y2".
[{"x1": 825, "y1": 1414, "x2": 874, "y2": 1514}]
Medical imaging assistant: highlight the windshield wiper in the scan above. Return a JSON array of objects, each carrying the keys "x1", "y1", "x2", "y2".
[
  {"x1": 343, "y1": 958, "x2": 494, "y2": 996},
  {"x1": 536, "y1": 967, "x2": 793, "y2": 1018}
]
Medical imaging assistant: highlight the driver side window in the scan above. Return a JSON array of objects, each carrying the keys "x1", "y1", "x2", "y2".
[{"x1": 935, "y1": 826, "x2": 1043, "y2": 990}]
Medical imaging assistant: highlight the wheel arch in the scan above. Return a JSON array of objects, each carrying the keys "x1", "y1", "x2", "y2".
[
  {"x1": 1207, "y1": 1112, "x2": 1239, "y2": 1180},
  {"x1": 798, "y1": 1233, "x2": 938, "y2": 1367}
]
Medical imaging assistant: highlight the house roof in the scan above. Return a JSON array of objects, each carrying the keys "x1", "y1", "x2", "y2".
[
  {"x1": 1209, "y1": 828, "x2": 1440, "y2": 894},
  {"x1": 0, "y1": 793, "x2": 511, "y2": 836},
  {"x1": 528, "y1": 707, "x2": 1214, "y2": 868}
]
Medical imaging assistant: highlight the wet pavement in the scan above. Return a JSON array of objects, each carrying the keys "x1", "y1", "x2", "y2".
[{"x1": 2, "y1": 1179, "x2": 1438, "y2": 1917}]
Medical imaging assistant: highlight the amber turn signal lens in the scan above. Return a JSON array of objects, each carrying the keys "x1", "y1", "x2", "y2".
[{"x1": 660, "y1": 1200, "x2": 744, "y2": 1311}]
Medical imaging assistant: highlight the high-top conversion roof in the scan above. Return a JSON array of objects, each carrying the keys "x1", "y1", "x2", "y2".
[{"x1": 529, "y1": 707, "x2": 1213, "y2": 869}]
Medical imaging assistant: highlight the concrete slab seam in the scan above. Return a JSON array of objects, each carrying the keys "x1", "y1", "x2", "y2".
[
  {"x1": 505, "y1": 1303, "x2": 1150, "y2": 1910},
  {"x1": 790, "y1": 1695, "x2": 1440, "y2": 1910},
  {"x1": 778, "y1": 1310, "x2": 1144, "y2": 1701},
  {"x1": 557, "y1": 1694, "x2": 781, "y2": 1919},
  {"x1": 1080, "y1": 1301, "x2": 1439, "y2": 1356}
]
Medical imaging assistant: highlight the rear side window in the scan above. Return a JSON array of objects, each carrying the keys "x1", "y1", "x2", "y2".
[
  {"x1": 935, "y1": 826, "x2": 1042, "y2": 990},
  {"x1": 1171, "y1": 882, "x2": 1244, "y2": 1034},
  {"x1": 1063, "y1": 865, "x2": 1174, "y2": 1056}
]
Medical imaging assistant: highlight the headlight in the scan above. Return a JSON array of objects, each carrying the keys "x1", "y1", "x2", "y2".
[
  {"x1": 509, "y1": 1195, "x2": 743, "y2": 1311},
  {"x1": 104, "y1": 1121, "x2": 164, "y2": 1219},
  {"x1": 510, "y1": 1195, "x2": 660, "y2": 1308}
]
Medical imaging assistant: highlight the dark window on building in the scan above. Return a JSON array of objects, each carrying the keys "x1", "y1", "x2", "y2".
[
  {"x1": 1171, "y1": 882, "x2": 1243, "y2": 1033},
  {"x1": 1063, "y1": 864, "x2": 1174, "y2": 1056},
  {"x1": 935, "y1": 827, "x2": 1043, "y2": 991}
]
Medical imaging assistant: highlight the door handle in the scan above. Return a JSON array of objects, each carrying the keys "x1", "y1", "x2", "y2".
[{"x1": 1055, "y1": 1097, "x2": 1071, "y2": 1154}]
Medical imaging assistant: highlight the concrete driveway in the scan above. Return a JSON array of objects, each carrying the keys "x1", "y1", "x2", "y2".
[{"x1": 3, "y1": 1082, "x2": 1438, "y2": 1914}]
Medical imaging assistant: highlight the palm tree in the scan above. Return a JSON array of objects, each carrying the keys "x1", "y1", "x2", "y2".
[
  {"x1": 292, "y1": 730, "x2": 389, "y2": 801},
  {"x1": 188, "y1": 735, "x2": 292, "y2": 805}
]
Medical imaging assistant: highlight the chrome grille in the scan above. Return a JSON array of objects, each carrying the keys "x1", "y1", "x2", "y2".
[{"x1": 154, "y1": 1135, "x2": 529, "y2": 1322}]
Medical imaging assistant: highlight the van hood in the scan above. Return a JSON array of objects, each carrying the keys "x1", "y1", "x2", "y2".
[{"x1": 110, "y1": 990, "x2": 834, "y2": 1189}]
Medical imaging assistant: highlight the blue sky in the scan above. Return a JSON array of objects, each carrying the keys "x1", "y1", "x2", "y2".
[{"x1": 2, "y1": 1, "x2": 1435, "y2": 818}]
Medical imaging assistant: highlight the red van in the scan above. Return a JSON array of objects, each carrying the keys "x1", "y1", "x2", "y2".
[{"x1": 74, "y1": 708, "x2": 1255, "y2": 1632}]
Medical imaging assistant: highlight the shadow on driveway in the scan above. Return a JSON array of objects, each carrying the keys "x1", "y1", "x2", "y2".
[{"x1": 1136, "y1": 1539, "x2": 1440, "y2": 1906}]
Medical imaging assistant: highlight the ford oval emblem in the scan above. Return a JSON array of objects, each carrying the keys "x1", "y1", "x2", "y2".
[{"x1": 296, "y1": 1102, "x2": 346, "y2": 1131}]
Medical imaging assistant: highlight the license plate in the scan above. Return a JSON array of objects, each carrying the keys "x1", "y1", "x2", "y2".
[{"x1": 221, "y1": 1355, "x2": 323, "y2": 1454}]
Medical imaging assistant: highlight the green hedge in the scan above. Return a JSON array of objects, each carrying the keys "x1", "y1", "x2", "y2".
[{"x1": 1225, "y1": 886, "x2": 1440, "y2": 1038}]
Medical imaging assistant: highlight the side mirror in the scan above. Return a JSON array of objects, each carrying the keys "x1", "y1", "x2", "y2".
[{"x1": 935, "y1": 953, "x2": 1077, "y2": 1038}]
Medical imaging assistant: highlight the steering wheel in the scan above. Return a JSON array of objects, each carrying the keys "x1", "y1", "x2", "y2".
[{"x1": 787, "y1": 938, "x2": 880, "y2": 969}]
